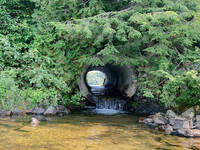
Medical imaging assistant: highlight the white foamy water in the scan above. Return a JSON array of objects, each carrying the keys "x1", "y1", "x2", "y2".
[{"x1": 83, "y1": 108, "x2": 128, "y2": 115}]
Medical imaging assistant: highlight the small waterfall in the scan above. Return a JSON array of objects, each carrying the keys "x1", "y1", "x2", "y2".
[
  {"x1": 84, "y1": 97, "x2": 128, "y2": 115},
  {"x1": 96, "y1": 97, "x2": 127, "y2": 111}
]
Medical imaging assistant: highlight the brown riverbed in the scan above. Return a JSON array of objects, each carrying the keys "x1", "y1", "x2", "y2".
[{"x1": 0, "y1": 113, "x2": 199, "y2": 150}]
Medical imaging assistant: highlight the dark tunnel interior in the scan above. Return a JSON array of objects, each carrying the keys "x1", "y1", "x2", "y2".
[
  {"x1": 79, "y1": 64, "x2": 137, "y2": 103},
  {"x1": 85, "y1": 65, "x2": 121, "y2": 97}
]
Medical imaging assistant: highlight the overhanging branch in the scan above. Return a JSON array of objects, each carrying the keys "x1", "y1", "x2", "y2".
[
  {"x1": 95, "y1": 5, "x2": 134, "y2": 18},
  {"x1": 64, "y1": 5, "x2": 134, "y2": 24}
]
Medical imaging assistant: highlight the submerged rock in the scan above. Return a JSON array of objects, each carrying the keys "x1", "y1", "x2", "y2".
[
  {"x1": 31, "y1": 117, "x2": 40, "y2": 127},
  {"x1": 34, "y1": 115, "x2": 52, "y2": 122}
]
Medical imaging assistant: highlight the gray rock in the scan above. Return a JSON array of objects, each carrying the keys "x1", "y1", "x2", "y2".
[
  {"x1": 165, "y1": 109, "x2": 187, "y2": 126},
  {"x1": 148, "y1": 122, "x2": 158, "y2": 128},
  {"x1": 177, "y1": 128, "x2": 200, "y2": 137},
  {"x1": 196, "y1": 115, "x2": 200, "y2": 122},
  {"x1": 142, "y1": 118, "x2": 153, "y2": 124},
  {"x1": 165, "y1": 110, "x2": 177, "y2": 119},
  {"x1": 153, "y1": 113, "x2": 168, "y2": 125},
  {"x1": 139, "y1": 108, "x2": 200, "y2": 137},
  {"x1": 12, "y1": 109, "x2": 23, "y2": 115},
  {"x1": 165, "y1": 124, "x2": 173, "y2": 134},
  {"x1": 177, "y1": 128, "x2": 188, "y2": 136},
  {"x1": 56, "y1": 105, "x2": 69, "y2": 116},
  {"x1": 0, "y1": 110, "x2": 12, "y2": 116},
  {"x1": 154, "y1": 117, "x2": 166, "y2": 125},
  {"x1": 173, "y1": 119, "x2": 192, "y2": 130},
  {"x1": 44, "y1": 106, "x2": 57, "y2": 116},
  {"x1": 194, "y1": 115, "x2": 200, "y2": 129},
  {"x1": 169, "y1": 117, "x2": 176, "y2": 125},
  {"x1": 32, "y1": 107, "x2": 45, "y2": 115},
  {"x1": 183, "y1": 119, "x2": 193, "y2": 129},
  {"x1": 181, "y1": 107, "x2": 195, "y2": 119}
]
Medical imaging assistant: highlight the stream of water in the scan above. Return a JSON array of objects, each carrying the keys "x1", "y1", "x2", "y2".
[{"x1": 0, "y1": 113, "x2": 200, "y2": 150}]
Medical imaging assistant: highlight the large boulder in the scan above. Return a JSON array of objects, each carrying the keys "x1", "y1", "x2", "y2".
[
  {"x1": 173, "y1": 119, "x2": 193, "y2": 130},
  {"x1": 56, "y1": 105, "x2": 70, "y2": 116},
  {"x1": 44, "y1": 106, "x2": 57, "y2": 116},
  {"x1": 194, "y1": 115, "x2": 200, "y2": 129},
  {"x1": 142, "y1": 118, "x2": 153, "y2": 124},
  {"x1": 32, "y1": 107, "x2": 45, "y2": 115},
  {"x1": 181, "y1": 107, "x2": 195, "y2": 119},
  {"x1": 165, "y1": 110, "x2": 177, "y2": 119},
  {"x1": 177, "y1": 129, "x2": 200, "y2": 137},
  {"x1": 196, "y1": 115, "x2": 200, "y2": 123},
  {"x1": 165, "y1": 110, "x2": 178, "y2": 125},
  {"x1": 0, "y1": 110, "x2": 12, "y2": 116},
  {"x1": 12, "y1": 108, "x2": 24, "y2": 116},
  {"x1": 153, "y1": 113, "x2": 168, "y2": 125},
  {"x1": 177, "y1": 128, "x2": 191, "y2": 137}
]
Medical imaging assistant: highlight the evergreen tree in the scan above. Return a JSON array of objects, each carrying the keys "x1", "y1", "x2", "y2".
[{"x1": 0, "y1": 0, "x2": 200, "y2": 110}]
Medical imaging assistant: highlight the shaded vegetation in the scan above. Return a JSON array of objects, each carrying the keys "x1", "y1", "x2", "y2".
[{"x1": 0, "y1": 0, "x2": 200, "y2": 110}]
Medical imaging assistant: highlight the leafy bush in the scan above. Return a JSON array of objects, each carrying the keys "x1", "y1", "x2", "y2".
[
  {"x1": 160, "y1": 70, "x2": 200, "y2": 109},
  {"x1": 23, "y1": 88, "x2": 59, "y2": 108},
  {"x1": 0, "y1": 71, "x2": 23, "y2": 110}
]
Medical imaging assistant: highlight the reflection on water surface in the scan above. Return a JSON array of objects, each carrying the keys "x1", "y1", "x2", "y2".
[{"x1": 0, "y1": 114, "x2": 200, "y2": 150}]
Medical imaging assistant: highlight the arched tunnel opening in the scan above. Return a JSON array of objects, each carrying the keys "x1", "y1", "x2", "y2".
[{"x1": 79, "y1": 64, "x2": 137, "y2": 111}]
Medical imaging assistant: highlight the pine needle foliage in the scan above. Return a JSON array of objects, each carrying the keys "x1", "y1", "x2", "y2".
[{"x1": 0, "y1": 0, "x2": 200, "y2": 110}]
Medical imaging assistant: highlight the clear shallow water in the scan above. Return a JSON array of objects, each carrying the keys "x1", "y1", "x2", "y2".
[{"x1": 0, "y1": 114, "x2": 200, "y2": 150}]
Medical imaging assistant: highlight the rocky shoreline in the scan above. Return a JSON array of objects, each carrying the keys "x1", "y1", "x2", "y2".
[
  {"x1": 0, "y1": 105, "x2": 70, "y2": 117},
  {"x1": 139, "y1": 107, "x2": 200, "y2": 137},
  {"x1": 2, "y1": 103, "x2": 200, "y2": 138}
]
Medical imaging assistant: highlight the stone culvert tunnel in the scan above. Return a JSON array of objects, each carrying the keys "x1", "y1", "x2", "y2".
[{"x1": 78, "y1": 64, "x2": 137, "y2": 106}]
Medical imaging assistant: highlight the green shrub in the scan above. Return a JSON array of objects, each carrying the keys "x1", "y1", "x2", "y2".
[
  {"x1": 160, "y1": 70, "x2": 200, "y2": 109},
  {"x1": 0, "y1": 0, "x2": 200, "y2": 110},
  {"x1": 0, "y1": 72, "x2": 23, "y2": 110},
  {"x1": 23, "y1": 88, "x2": 59, "y2": 108}
]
